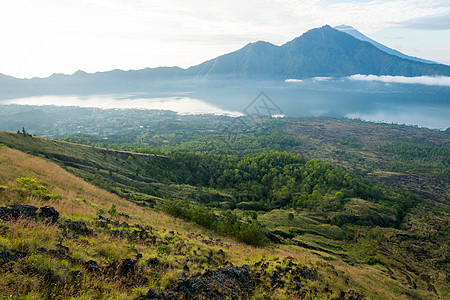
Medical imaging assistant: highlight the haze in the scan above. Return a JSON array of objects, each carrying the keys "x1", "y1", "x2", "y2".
[{"x1": 1, "y1": 0, "x2": 449, "y2": 79}]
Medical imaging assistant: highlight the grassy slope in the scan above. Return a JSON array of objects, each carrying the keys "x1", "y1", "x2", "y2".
[
  {"x1": 0, "y1": 131, "x2": 448, "y2": 299},
  {"x1": 0, "y1": 145, "x2": 331, "y2": 299},
  {"x1": 0, "y1": 130, "x2": 200, "y2": 206}
]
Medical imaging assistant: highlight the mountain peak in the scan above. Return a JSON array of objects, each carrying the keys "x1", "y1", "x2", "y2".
[
  {"x1": 189, "y1": 24, "x2": 449, "y2": 79},
  {"x1": 73, "y1": 70, "x2": 88, "y2": 76},
  {"x1": 334, "y1": 25, "x2": 435, "y2": 64},
  {"x1": 334, "y1": 25, "x2": 355, "y2": 30}
]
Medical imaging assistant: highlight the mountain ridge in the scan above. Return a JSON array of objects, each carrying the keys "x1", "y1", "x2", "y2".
[
  {"x1": 0, "y1": 25, "x2": 449, "y2": 96},
  {"x1": 188, "y1": 25, "x2": 450, "y2": 79},
  {"x1": 334, "y1": 25, "x2": 435, "y2": 64}
]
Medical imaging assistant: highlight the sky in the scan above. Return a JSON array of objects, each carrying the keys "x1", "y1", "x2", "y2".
[{"x1": 1, "y1": 0, "x2": 449, "y2": 79}]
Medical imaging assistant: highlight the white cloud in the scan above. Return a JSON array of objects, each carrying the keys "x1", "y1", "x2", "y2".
[
  {"x1": 285, "y1": 79, "x2": 303, "y2": 83},
  {"x1": 348, "y1": 74, "x2": 450, "y2": 86},
  {"x1": 394, "y1": 13, "x2": 450, "y2": 30},
  {"x1": 313, "y1": 77, "x2": 333, "y2": 81}
]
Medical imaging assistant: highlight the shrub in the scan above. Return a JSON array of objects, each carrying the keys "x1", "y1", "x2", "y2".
[
  {"x1": 13, "y1": 177, "x2": 61, "y2": 201},
  {"x1": 108, "y1": 204, "x2": 117, "y2": 216},
  {"x1": 365, "y1": 256, "x2": 383, "y2": 265},
  {"x1": 162, "y1": 200, "x2": 267, "y2": 247},
  {"x1": 236, "y1": 222, "x2": 267, "y2": 247},
  {"x1": 157, "y1": 244, "x2": 172, "y2": 256}
]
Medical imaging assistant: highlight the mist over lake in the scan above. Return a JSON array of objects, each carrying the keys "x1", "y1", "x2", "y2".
[{"x1": 2, "y1": 78, "x2": 449, "y2": 130}]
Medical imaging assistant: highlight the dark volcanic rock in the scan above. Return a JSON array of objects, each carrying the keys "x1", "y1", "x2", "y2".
[
  {"x1": 86, "y1": 260, "x2": 99, "y2": 271},
  {"x1": 300, "y1": 266, "x2": 318, "y2": 280},
  {"x1": 0, "y1": 205, "x2": 60, "y2": 224},
  {"x1": 0, "y1": 205, "x2": 38, "y2": 220},
  {"x1": 146, "y1": 257, "x2": 160, "y2": 267},
  {"x1": 64, "y1": 220, "x2": 93, "y2": 235},
  {"x1": 140, "y1": 266, "x2": 254, "y2": 299},
  {"x1": 0, "y1": 245, "x2": 27, "y2": 265},
  {"x1": 334, "y1": 289, "x2": 365, "y2": 300},
  {"x1": 39, "y1": 206, "x2": 59, "y2": 223},
  {"x1": 0, "y1": 247, "x2": 18, "y2": 265},
  {"x1": 119, "y1": 258, "x2": 137, "y2": 275}
]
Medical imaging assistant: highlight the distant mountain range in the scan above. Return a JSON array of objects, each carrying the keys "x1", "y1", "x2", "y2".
[
  {"x1": 1, "y1": 25, "x2": 449, "y2": 96},
  {"x1": 334, "y1": 25, "x2": 435, "y2": 64},
  {"x1": 188, "y1": 25, "x2": 449, "y2": 79}
]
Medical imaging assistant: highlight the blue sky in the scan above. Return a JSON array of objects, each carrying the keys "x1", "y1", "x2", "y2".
[{"x1": 1, "y1": 0, "x2": 449, "y2": 78}]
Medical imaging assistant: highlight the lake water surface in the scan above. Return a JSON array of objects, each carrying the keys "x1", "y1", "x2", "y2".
[{"x1": 2, "y1": 78, "x2": 449, "y2": 129}]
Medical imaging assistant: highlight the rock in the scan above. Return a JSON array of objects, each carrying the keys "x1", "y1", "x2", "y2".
[
  {"x1": 86, "y1": 260, "x2": 99, "y2": 271},
  {"x1": 39, "y1": 206, "x2": 59, "y2": 223},
  {"x1": 334, "y1": 290, "x2": 365, "y2": 300},
  {"x1": 121, "y1": 222, "x2": 129, "y2": 228},
  {"x1": 140, "y1": 266, "x2": 254, "y2": 300},
  {"x1": 0, "y1": 205, "x2": 38, "y2": 221},
  {"x1": 0, "y1": 248, "x2": 18, "y2": 265},
  {"x1": 56, "y1": 242, "x2": 69, "y2": 253},
  {"x1": 0, "y1": 205, "x2": 59, "y2": 224},
  {"x1": 300, "y1": 266, "x2": 317, "y2": 280},
  {"x1": 146, "y1": 257, "x2": 159, "y2": 267},
  {"x1": 98, "y1": 220, "x2": 109, "y2": 228},
  {"x1": 143, "y1": 288, "x2": 163, "y2": 299},
  {"x1": 36, "y1": 247, "x2": 48, "y2": 254},
  {"x1": 293, "y1": 280, "x2": 303, "y2": 290},
  {"x1": 64, "y1": 220, "x2": 93, "y2": 236},
  {"x1": 119, "y1": 258, "x2": 137, "y2": 275}
]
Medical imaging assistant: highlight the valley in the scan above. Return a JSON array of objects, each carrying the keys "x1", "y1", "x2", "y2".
[{"x1": 0, "y1": 108, "x2": 448, "y2": 299}]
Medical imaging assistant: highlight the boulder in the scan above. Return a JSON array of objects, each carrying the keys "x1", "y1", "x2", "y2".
[
  {"x1": 63, "y1": 220, "x2": 93, "y2": 235},
  {"x1": 0, "y1": 205, "x2": 60, "y2": 224},
  {"x1": 40, "y1": 206, "x2": 59, "y2": 223},
  {"x1": 119, "y1": 258, "x2": 137, "y2": 275},
  {"x1": 86, "y1": 260, "x2": 99, "y2": 271},
  {"x1": 0, "y1": 205, "x2": 38, "y2": 221},
  {"x1": 140, "y1": 266, "x2": 254, "y2": 299},
  {"x1": 0, "y1": 248, "x2": 18, "y2": 265}
]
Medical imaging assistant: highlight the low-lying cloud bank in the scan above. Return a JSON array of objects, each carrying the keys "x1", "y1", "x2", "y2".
[
  {"x1": 348, "y1": 74, "x2": 450, "y2": 86},
  {"x1": 285, "y1": 75, "x2": 450, "y2": 86}
]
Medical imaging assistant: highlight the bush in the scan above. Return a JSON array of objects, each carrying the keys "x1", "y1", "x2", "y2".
[
  {"x1": 157, "y1": 244, "x2": 172, "y2": 256},
  {"x1": 365, "y1": 256, "x2": 383, "y2": 265},
  {"x1": 108, "y1": 204, "x2": 117, "y2": 216},
  {"x1": 162, "y1": 200, "x2": 267, "y2": 247},
  {"x1": 236, "y1": 222, "x2": 267, "y2": 247}
]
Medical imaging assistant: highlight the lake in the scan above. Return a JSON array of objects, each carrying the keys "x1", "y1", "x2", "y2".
[{"x1": 2, "y1": 78, "x2": 449, "y2": 129}]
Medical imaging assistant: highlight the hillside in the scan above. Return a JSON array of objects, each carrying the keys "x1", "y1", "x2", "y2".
[
  {"x1": 0, "y1": 144, "x2": 351, "y2": 299},
  {"x1": 1, "y1": 128, "x2": 449, "y2": 299},
  {"x1": 0, "y1": 142, "x2": 427, "y2": 300}
]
